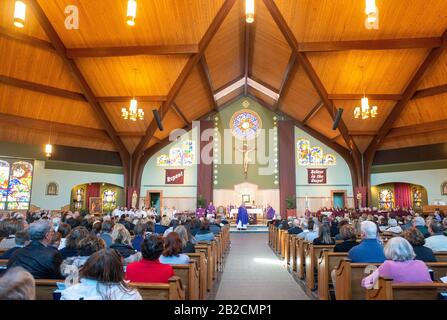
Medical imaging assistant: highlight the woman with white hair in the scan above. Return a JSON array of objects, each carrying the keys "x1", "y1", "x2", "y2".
[
  {"x1": 385, "y1": 219, "x2": 403, "y2": 234},
  {"x1": 369, "y1": 237, "x2": 432, "y2": 284}
]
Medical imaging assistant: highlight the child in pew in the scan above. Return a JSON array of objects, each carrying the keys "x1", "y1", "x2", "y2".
[
  {"x1": 61, "y1": 249, "x2": 142, "y2": 300},
  {"x1": 362, "y1": 237, "x2": 432, "y2": 289}
]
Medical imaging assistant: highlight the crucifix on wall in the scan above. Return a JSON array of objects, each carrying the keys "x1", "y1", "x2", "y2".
[{"x1": 234, "y1": 141, "x2": 256, "y2": 179}]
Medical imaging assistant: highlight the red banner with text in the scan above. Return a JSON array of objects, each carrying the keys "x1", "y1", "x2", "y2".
[
  {"x1": 165, "y1": 169, "x2": 185, "y2": 185},
  {"x1": 308, "y1": 168, "x2": 327, "y2": 184}
]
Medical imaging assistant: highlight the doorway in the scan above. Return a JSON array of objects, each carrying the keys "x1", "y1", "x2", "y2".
[
  {"x1": 331, "y1": 190, "x2": 346, "y2": 208},
  {"x1": 146, "y1": 190, "x2": 162, "y2": 215}
]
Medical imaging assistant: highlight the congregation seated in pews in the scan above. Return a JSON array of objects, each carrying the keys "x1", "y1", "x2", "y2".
[
  {"x1": 269, "y1": 208, "x2": 447, "y2": 300},
  {"x1": 0, "y1": 209, "x2": 230, "y2": 300}
]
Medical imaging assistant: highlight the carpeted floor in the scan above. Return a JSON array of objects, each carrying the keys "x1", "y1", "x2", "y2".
[{"x1": 214, "y1": 233, "x2": 309, "y2": 300}]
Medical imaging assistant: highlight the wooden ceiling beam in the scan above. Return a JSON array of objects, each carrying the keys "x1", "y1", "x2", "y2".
[
  {"x1": 0, "y1": 112, "x2": 110, "y2": 141},
  {"x1": 199, "y1": 56, "x2": 219, "y2": 111},
  {"x1": 365, "y1": 29, "x2": 447, "y2": 159},
  {"x1": 0, "y1": 26, "x2": 55, "y2": 52},
  {"x1": 262, "y1": 0, "x2": 355, "y2": 152},
  {"x1": 297, "y1": 37, "x2": 443, "y2": 52},
  {"x1": 95, "y1": 96, "x2": 167, "y2": 103},
  {"x1": 387, "y1": 119, "x2": 447, "y2": 139},
  {"x1": 302, "y1": 101, "x2": 324, "y2": 125},
  {"x1": 329, "y1": 94, "x2": 403, "y2": 100},
  {"x1": 273, "y1": 53, "x2": 297, "y2": 111},
  {"x1": 0, "y1": 75, "x2": 86, "y2": 102},
  {"x1": 66, "y1": 44, "x2": 199, "y2": 58},
  {"x1": 132, "y1": 0, "x2": 237, "y2": 160},
  {"x1": 172, "y1": 102, "x2": 189, "y2": 126},
  {"x1": 243, "y1": 20, "x2": 251, "y2": 95},
  {"x1": 349, "y1": 131, "x2": 379, "y2": 136},
  {"x1": 412, "y1": 83, "x2": 447, "y2": 100},
  {"x1": 28, "y1": 0, "x2": 130, "y2": 166}
]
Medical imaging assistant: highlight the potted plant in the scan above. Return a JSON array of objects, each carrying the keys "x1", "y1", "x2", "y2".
[
  {"x1": 286, "y1": 196, "x2": 297, "y2": 218},
  {"x1": 197, "y1": 194, "x2": 206, "y2": 208}
]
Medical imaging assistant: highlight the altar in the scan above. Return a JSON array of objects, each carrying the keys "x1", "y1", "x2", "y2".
[{"x1": 230, "y1": 208, "x2": 263, "y2": 225}]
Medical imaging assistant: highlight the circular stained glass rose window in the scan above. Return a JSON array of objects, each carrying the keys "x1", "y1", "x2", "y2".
[{"x1": 230, "y1": 109, "x2": 262, "y2": 140}]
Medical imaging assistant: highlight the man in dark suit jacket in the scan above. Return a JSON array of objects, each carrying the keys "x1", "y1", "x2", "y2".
[
  {"x1": 288, "y1": 219, "x2": 303, "y2": 235},
  {"x1": 8, "y1": 220, "x2": 63, "y2": 279}
]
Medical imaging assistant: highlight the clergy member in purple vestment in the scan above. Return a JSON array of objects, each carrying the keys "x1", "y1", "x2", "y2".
[
  {"x1": 237, "y1": 203, "x2": 249, "y2": 230},
  {"x1": 266, "y1": 204, "x2": 275, "y2": 220},
  {"x1": 196, "y1": 207, "x2": 205, "y2": 218},
  {"x1": 206, "y1": 202, "x2": 216, "y2": 217}
]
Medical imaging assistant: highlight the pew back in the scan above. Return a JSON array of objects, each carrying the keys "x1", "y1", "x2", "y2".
[
  {"x1": 35, "y1": 280, "x2": 59, "y2": 300},
  {"x1": 172, "y1": 261, "x2": 200, "y2": 300},
  {"x1": 317, "y1": 250, "x2": 348, "y2": 300},
  {"x1": 435, "y1": 252, "x2": 447, "y2": 262},
  {"x1": 129, "y1": 276, "x2": 185, "y2": 300},
  {"x1": 334, "y1": 259, "x2": 381, "y2": 300},
  {"x1": 305, "y1": 244, "x2": 335, "y2": 291},
  {"x1": 187, "y1": 252, "x2": 207, "y2": 300},
  {"x1": 366, "y1": 277, "x2": 447, "y2": 300}
]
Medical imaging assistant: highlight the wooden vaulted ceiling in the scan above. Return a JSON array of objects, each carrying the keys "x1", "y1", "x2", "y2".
[{"x1": 0, "y1": 0, "x2": 447, "y2": 162}]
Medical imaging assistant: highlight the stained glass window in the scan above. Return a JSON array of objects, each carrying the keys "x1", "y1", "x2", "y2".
[
  {"x1": 296, "y1": 139, "x2": 336, "y2": 166},
  {"x1": 103, "y1": 190, "x2": 116, "y2": 212},
  {"x1": 0, "y1": 161, "x2": 10, "y2": 210},
  {"x1": 379, "y1": 189, "x2": 394, "y2": 210},
  {"x1": 156, "y1": 140, "x2": 195, "y2": 167},
  {"x1": 230, "y1": 110, "x2": 262, "y2": 140},
  {"x1": 412, "y1": 187, "x2": 423, "y2": 210},
  {"x1": 297, "y1": 139, "x2": 310, "y2": 165},
  {"x1": 7, "y1": 161, "x2": 33, "y2": 210}
]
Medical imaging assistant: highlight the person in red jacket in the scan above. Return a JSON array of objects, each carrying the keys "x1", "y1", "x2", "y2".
[{"x1": 125, "y1": 235, "x2": 174, "y2": 283}]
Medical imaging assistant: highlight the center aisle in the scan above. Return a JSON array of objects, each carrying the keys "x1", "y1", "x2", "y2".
[{"x1": 214, "y1": 233, "x2": 309, "y2": 300}]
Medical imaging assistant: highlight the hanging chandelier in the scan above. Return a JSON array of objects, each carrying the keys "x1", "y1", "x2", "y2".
[
  {"x1": 354, "y1": 67, "x2": 378, "y2": 119},
  {"x1": 365, "y1": 0, "x2": 379, "y2": 30},
  {"x1": 354, "y1": 97, "x2": 378, "y2": 119},
  {"x1": 13, "y1": 1, "x2": 26, "y2": 28},
  {"x1": 127, "y1": 0, "x2": 137, "y2": 26},
  {"x1": 122, "y1": 98, "x2": 144, "y2": 121},
  {"x1": 122, "y1": 69, "x2": 144, "y2": 121},
  {"x1": 246, "y1": 0, "x2": 255, "y2": 23}
]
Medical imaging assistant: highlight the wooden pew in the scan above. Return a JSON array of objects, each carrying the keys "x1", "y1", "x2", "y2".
[
  {"x1": 276, "y1": 229, "x2": 282, "y2": 254},
  {"x1": 334, "y1": 259, "x2": 381, "y2": 300},
  {"x1": 286, "y1": 233, "x2": 295, "y2": 266},
  {"x1": 35, "y1": 279, "x2": 59, "y2": 300},
  {"x1": 366, "y1": 277, "x2": 447, "y2": 300},
  {"x1": 305, "y1": 244, "x2": 335, "y2": 291},
  {"x1": 130, "y1": 276, "x2": 185, "y2": 300},
  {"x1": 0, "y1": 248, "x2": 8, "y2": 256},
  {"x1": 0, "y1": 259, "x2": 7, "y2": 267},
  {"x1": 317, "y1": 250, "x2": 348, "y2": 300},
  {"x1": 295, "y1": 238, "x2": 307, "y2": 279},
  {"x1": 435, "y1": 252, "x2": 447, "y2": 262},
  {"x1": 195, "y1": 243, "x2": 214, "y2": 291},
  {"x1": 187, "y1": 252, "x2": 207, "y2": 300},
  {"x1": 280, "y1": 230, "x2": 288, "y2": 259},
  {"x1": 172, "y1": 261, "x2": 200, "y2": 300},
  {"x1": 290, "y1": 236, "x2": 298, "y2": 272},
  {"x1": 426, "y1": 262, "x2": 447, "y2": 281}
]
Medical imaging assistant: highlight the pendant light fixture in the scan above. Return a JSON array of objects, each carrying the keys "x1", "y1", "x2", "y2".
[
  {"x1": 365, "y1": 0, "x2": 379, "y2": 30},
  {"x1": 354, "y1": 66, "x2": 378, "y2": 119},
  {"x1": 246, "y1": 0, "x2": 255, "y2": 23},
  {"x1": 127, "y1": 0, "x2": 137, "y2": 26},
  {"x1": 45, "y1": 125, "x2": 53, "y2": 158},
  {"x1": 122, "y1": 69, "x2": 144, "y2": 121},
  {"x1": 13, "y1": 1, "x2": 26, "y2": 28}
]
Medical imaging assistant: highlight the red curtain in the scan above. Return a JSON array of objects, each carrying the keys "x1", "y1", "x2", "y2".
[
  {"x1": 86, "y1": 183, "x2": 100, "y2": 209},
  {"x1": 394, "y1": 183, "x2": 411, "y2": 208}
]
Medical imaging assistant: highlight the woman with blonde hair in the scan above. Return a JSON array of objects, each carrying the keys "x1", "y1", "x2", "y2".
[
  {"x1": 0, "y1": 267, "x2": 35, "y2": 300},
  {"x1": 110, "y1": 224, "x2": 137, "y2": 260}
]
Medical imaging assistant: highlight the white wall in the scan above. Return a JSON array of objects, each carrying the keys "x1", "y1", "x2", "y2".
[
  {"x1": 31, "y1": 160, "x2": 124, "y2": 210},
  {"x1": 371, "y1": 168, "x2": 447, "y2": 204},
  {"x1": 294, "y1": 127, "x2": 353, "y2": 212},
  {"x1": 140, "y1": 130, "x2": 198, "y2": 211}
]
